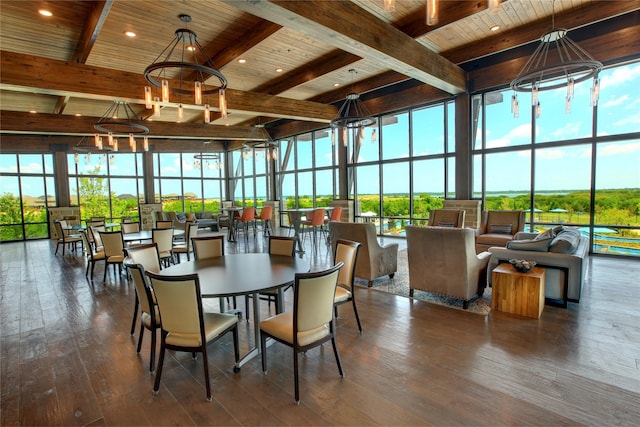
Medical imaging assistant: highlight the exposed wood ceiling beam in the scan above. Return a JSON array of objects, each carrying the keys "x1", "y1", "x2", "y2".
[
  {"x1": 222, "y1": 0, "x2": 466, "y2": 94},
  {"x1": 0, "y1": 111, "x2": 271, "y2": 141},
  {"x1": 210, "y1": 19, "x2": 282, "y2": 69},
  {"x1": 0, "y1": 51, "x2": 337, "y2": 123},
  {"x1": 73, "y1": 0, "x2": 113, "y2": 63},
  {"x1": 446, "y1": 0, "x2": 640, "y2": 65},
  {"x1": 53, "y1": 96, "x2": 71, "y2": 115}
]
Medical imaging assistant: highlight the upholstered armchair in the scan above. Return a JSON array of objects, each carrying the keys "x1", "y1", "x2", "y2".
[
  {"x1": 329, "y1": 221, "x2": 398, "y2": 287},
  {"x1": 427, "y1": 209, "x2": 465, "y2": 228},
  {"x1": 406, "y1": 225, "x2": 491, "y2": 309},
  {"x1": 475, "y1": 210, "x2": 525, "y2": 253}
]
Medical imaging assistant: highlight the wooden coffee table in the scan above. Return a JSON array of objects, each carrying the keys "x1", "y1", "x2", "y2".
[{"x1": 491, "y1": 263, "x2": 546, "y2": 319}]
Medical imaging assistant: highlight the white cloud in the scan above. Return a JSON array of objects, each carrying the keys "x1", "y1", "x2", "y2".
[
  {"x1": 600, "y1": 63, "x2": 640, "y2": 90},
  {"x1": 598, "y1": 142, "x2": 640, "y2": 156},
  {"x1": 550, "y1": 121, "x2": 584, "y2": 139},
  {"x1": 486, "y1": 123, "x2": 531, "y2": 148},
  {"x1": 602, "y1": 94, "x2": 629, "y2": 108},
  {"x1": 536, "y1": 149, "x2": 564, "y2": 160}
]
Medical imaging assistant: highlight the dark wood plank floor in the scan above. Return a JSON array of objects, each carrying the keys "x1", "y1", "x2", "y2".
[{"x1": 1, "y1": 228, "x2": 639, "y2": 426}]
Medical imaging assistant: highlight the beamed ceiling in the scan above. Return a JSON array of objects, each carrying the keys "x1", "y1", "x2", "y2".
[{"x1": 1, "y1": 0, "x2": 639, "y2": 153}]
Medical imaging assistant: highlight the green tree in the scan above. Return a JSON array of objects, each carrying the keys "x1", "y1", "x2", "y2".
[{"x1": 78, "y1": 167, "x2": 109, "y2": 220}]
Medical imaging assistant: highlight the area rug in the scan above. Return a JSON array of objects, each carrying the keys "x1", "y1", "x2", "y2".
[{"x1": 355, "y1": 249, "x2": 492, "y2": 315}]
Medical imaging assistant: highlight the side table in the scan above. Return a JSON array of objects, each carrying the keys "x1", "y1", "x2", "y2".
[{"x1": 491, "y1": 264, "x2": 546, "y2": 319}]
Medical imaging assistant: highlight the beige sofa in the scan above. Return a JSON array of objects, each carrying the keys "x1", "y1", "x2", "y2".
[
  {"x1": 406, "y1": 225, "x2": 491, "y2": 309},
  {"x1": 329, "y1": 222, "x2": 398, "y2": 287}
]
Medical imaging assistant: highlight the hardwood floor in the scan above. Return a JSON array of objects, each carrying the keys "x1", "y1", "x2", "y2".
[{"x1": 1, "y1": 229, "x2": 639, "y2": 426}]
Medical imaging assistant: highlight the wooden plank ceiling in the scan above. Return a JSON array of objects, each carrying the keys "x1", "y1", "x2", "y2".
[{"x1": 1, "y1": 0, "x2": 638, "y2": 148}]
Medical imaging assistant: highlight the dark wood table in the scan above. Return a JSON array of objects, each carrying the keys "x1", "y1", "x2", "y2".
[{"x1": 158, "y1": 253, "x2": 310, "y2": 368}]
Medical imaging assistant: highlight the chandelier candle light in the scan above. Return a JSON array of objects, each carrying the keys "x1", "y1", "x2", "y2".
[
  {"x1": 330, "y1": 69, "x2": 376, "y2": 147},
  {"x1": 509, "y1": 1, "x2": 602, "y2": 118},
  {"x1": 144, "y1": 14, "x2": 228, "y2": 123}
]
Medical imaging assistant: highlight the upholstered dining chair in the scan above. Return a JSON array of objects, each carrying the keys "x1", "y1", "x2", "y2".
[
  {"x1": 427, "y1": 209, "x2": 465, "y2": 228},
  {"x1": 99, "y1": 230, "x2": 126, "y2": 282},
  {"x1": 191, "y1": 235, "x2": 225, "y2": 260},
  {"x1": 245, "y1": 235, "x2": 296, "y2": 320},
  {"x1": 126, "y1": 243, "x2": 162, "y2": 336},
  {"x1": 235, "y1": 207, "x2": 257, "y2": 239},
  {"x1": 155, "y1": 220, "x2": 173, "y2": 229},
  {"x1": 333, "y1": 239, "x2": 363, "y2": 333},
  {"x1": 121, "y1": 221, "x2": 140, "y2": 234},
  {"x1": 173, "y1": 222, "x2": 198, "y2": 262},
  {"x1": 324, "y1": 206, "x2": 343, "y2": 226},
  {"x1": 80, "y1": 229, "x2": 105, "y2": 279},
  {"x1": 259, "y1": 262, "x2": 344, "y2": 404},
  {"x1": 89, "y1": 225, "x2": 106, "y2": 251},
  {"x1": 126, "y1": 261, "x2": 161, "y2": 373},
  {"x1": 190, "y1": 235, "x2": 235, "y2": 311},
  {"x1": 257, "y1": 206, "x2": 273, "y2": 236},
  {"x1": 301, "y1": 208, "x2": 327, "y2": 249},
  {"x1": 53, "y1": 220, "x2": 82, "y2": 256},
  {"x1": 152, "y1": 227, "x2": 175, "y2": 267},
  {"x1": 146, "y1": 271, "x2": 240, "y2": 401}
]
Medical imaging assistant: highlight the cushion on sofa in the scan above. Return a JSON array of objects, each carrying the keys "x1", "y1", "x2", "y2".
[
  {"x1": 507, "y1": 237, "x2": 552, "y2": 252},
  {"x1": 489, "y1": 224, "x2": 513, "y2": 234},
  {"x1": 534, "y1": 227, "x2": 556, "y2": 241},
  {"x1": 438, "y1": 221, "x2": 456, "y2": 227},
  {"x1": 549, "y1": 228, "x2": 581, "y2": 253}
]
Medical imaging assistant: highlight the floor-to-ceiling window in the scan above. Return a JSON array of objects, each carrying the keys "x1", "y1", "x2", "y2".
[
  {"x1": 473, "y1": 59, "x2": 640, "y2": 257},
  {"x1": 153, "y1": 152, "x2": 224, "y2": 213},
  {"x1": 0, "y1": 153, "x2": 56, "y2": 241},
  {"x1": 69, "y1": 152, "x2": 144, "y2": 222}
]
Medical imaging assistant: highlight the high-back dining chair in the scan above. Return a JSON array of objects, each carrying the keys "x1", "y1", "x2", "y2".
[
  {"x1": 53, "y1": 220, "x2": 82, "y2": 256},
  {"x1": 146, "y1": 271, "x2": 240, "y2": 401},
  {"x1": 80, "y1": 229, "x2": 105, "y2": 279},
  {"x1": 155, "y1": 220, "x2": 173, "y2": 229},
  {"x1": 126, "y1": 261, "x2": 161, "y2": 373},
  {"x1": 121, "y1": 221, "x2": 140, "y2": 234},
  {"x1": 259, "y1": 262, "x2": 345, "y2": 404},
  {"x1": 235, "y1": 207, "x2": 257, "y2": 239},
  {"x1": 89, "y1": 225, "x2": 106, "y2": 251},
  {"x1": 333, "y1": 239, "x2": 363, "y2": 332},
  {"x1": 301, "y1": 208, "x2": 327, "y2": 249},
  {"x1": 257, "y1": 206, "x2": 273, "y2": 236},
  {"x1": 152, "y1": 227, "x2": 175, "y2": 267},
  {"x1": 173, "y1": 222, "x2": 198, "y2": 262},
  {"x1": 190, "y1": 235, "x2": 234, "y2": 311},
  {"x1": 191, "y1": 235, "x2": 225, "y2": 260},
  {"x1": 99, "y1": 230, "x2": 125, "y2": 282},
  {"x1": 126, "y1": 243, "x2": 162, "y2": 337},
  {"x1": 245, "y1": 236, "x2": 296, "y2": 320}
]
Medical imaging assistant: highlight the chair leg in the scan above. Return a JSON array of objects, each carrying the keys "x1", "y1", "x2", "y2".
[
  {"x1": 150, "y1": 328, "x2": 156, "y2": 374},
  {"x1": 260, "y1": 331, "x2": 268, "y2": 373},
  {"x1": 136, "y1": 323, "x2": 144, "y2": 353},
  {"x1": 293, "y1": 348, "x2": 300, "y2": 405},
  {"x1": 232, "y1": 325, "x2": 240, "y2": 366},
  {"x1": 352, "y1": 299, "x2": 363, "y2": 333},
  {"x1": 103, "y1": 262, "x2": 108, "y2": 282},
  {"x1": 244, "y1": 295, "x2": 250, "y2": 320},
  {"x1": 153, "y1": 338, "x2": 166, "y2": 395},
  {"x1": 330, "y1": 335, "x2": 345, "y2": 378},
  {"x1": 202, "y1": 347, "x2": 212, "y2": 401},
  {"x1": 130, "y1": 294, "x2": 139, "y2": 335}
]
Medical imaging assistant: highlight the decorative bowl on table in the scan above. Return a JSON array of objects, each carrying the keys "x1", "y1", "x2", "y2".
[{"x1": 509, "y1": 258, "x2": 536, "y2": 273}]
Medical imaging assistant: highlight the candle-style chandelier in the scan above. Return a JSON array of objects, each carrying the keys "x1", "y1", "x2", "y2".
[{"x1": 144, "y1": 14, "x2": 228, "y2": 123}]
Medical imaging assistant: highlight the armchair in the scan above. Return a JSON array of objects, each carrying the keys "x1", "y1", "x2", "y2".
[
  {"x1": 329, "y1": 221, "x2": 398, "y2": 287},
  {"x1": 475, "y1": 210, "x2": 525, "y2": 253},
  {"x1": 427, "y1": 209, "x2": 465, "y2": 228},
  {"x1": 406, "y1": 225, "x2": 491, "y2": 309}
]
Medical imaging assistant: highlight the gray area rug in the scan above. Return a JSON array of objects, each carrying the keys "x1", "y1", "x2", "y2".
[{"x1": 355, "y1": 249, "x2": 492, "y2": 315}]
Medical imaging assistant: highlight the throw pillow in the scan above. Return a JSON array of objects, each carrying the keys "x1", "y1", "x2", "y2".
[
  {"x1": 549, "y1": 228, "x2": 581, "y2": 253},
  {"x1": 437, "y1": 221, "x2": 456, "y2": 227},
  {"x1": 176, "y1": 212, "x2": 187, "y2": 221},
  {"x1": 507, "y1": 238, "x2": 551, "y2": 252},
  {"x1": 489, "y1": 224, "x2": 513, "y2": 234},
  {"x1": 534, "y1": 227, "x2": 556, "y2": 241}
]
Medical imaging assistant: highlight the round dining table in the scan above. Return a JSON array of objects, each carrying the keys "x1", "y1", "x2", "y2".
[{"x1": 158, "y1": 253, "x2": 310, "y2": 369}]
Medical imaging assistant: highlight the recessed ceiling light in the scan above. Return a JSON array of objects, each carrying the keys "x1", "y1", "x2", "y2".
[
  {"x1": 75, "y1": 113, "x2": 82, "y2": 116},
  {"x1": 38, "y1": 9, "x2": 52, "y2": 17},
  {"x1": 29, "y1": 110, "x2": 37, "y2": 114},
  {"x1": 490, "y1": 25, "x2": 500, "y2": 31},
  {"x1": 124, "y1": 31, "x2": 136, "y2": 37},
  {"x1": 334, "y1": 83, "x2": 340, "y2": 87},
  {"x1": 275, "y1": 67, "x2": 283, "y2": 73},
  {"x1": 238, "y1": 58, "x2": 247, "y2": 64},
  {"x1": 186, "y1": 45, "x2": 195, "y2": 52}
]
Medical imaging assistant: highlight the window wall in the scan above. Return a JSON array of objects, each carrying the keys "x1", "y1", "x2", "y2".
[
  {"x1": 352, "y1": 101, "x2": 456, "y2": 235},
  {"x1": 153, "y1": 152, "x2": 224, "y2": 213},
  {"x1": 473, "y1": 60, "x2": 640, "y2": 257},
  {"x1": 0, "y1": 153, "x2": 55, "y2": 241},
  {"x1": 69, "y1": 152, "x2": 144, "y2": 222}
]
